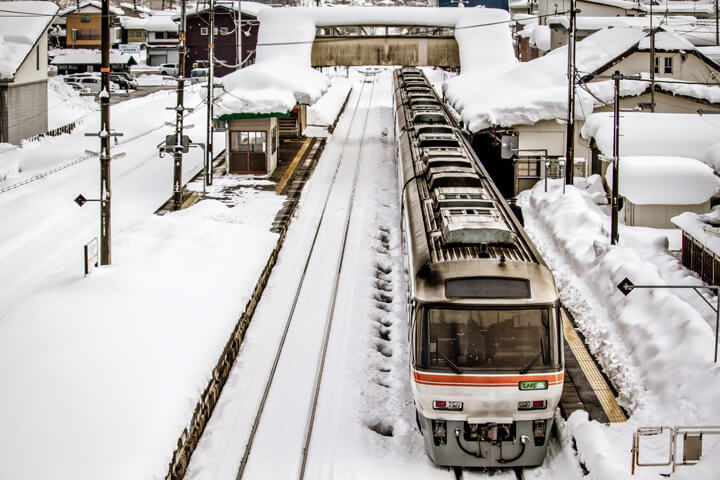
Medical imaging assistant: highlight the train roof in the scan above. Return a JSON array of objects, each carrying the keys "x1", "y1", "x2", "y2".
[{"x1": 394, "y1": 68, "x2": 557, "y2": 305}]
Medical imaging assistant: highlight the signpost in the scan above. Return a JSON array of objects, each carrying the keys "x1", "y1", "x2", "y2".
[
  {"x1": 617, "y1": 277, "x2": 720, "y2": 363},
  {"x1": 118, "y1": 43, "x2": 142, "y2": 57},
  {"x1": 84, "y1": 237, "x2": 99, "y2": 276}
]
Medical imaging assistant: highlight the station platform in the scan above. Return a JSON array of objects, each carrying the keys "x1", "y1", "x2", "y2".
[{"x1": 560, "y1": 308, "x2": 627, "y2": 424}]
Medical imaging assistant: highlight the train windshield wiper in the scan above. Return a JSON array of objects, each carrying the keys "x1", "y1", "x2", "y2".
[
  {"x1": 520, "y1": 352, "x2": 543, "y2": 374},
  {"x1": 435, "y1": 349, "x2": 463, "y2": 374}
]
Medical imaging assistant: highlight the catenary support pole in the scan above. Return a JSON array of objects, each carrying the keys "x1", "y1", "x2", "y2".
[
  {"x1": 100, "y1": 0, "x2": 111, "y2": 265},
  {"x1": 564, "y1": 0, "x2": 576, "y2": 185},
  {"x1": 173, "y1": 0, "x2": 187, "y2": 210},
  {"x1": 206, "y1": 0, "x2": 215, "y2": 186},
  {"x1": 650, "y1": 2, "x2": 656, "y2": 112},
  {"x1": 610, "y1": 71, "x2": 620, "y2": 245}
]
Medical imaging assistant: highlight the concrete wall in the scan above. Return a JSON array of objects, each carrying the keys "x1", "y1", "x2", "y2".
[
  {"x1": 311, "y1": 37, "x2": 460, "y2": 67},
  {"x1": 626, "y1": 201, "x2": 710, "y2": 229},
  {"x1": 0, "y1": 80, "x2": 48, "y2": 144}
]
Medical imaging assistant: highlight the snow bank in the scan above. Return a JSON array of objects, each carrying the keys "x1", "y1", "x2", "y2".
[
  {"x1": 0, "y1": 143, "x2": 20, "y2": 182},
  {"x1": 220, "y1": 7, "x2": 515, "y2": 114},
  {"x1": 0, "y1": 1, "x2": 58, "y2": 80},
  {"x1": 606, "y1": 156, "x2": 719, "y2": 205},
  {"x1": 0, "y1": 197, "x2": 281, "y2": 480},
  {"x1": 48, "y1": 77, "x2": 96, "y2": 130},
  {"x1": 582, "y1": 112, "x2": 720, "y2": 169},
  {"x1": 307, "y1": 76, "x2": 352, "y2": 127},
  {"x1": 522, "y1": 178, "x2": 720, "y2": 478}
]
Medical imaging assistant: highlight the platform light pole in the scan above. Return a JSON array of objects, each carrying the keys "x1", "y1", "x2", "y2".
[
  {"x1": 206, "y1": 0, "x2": 216, "y2": 186},
  {"x1": 564, "y1": 0, "x2": 577, "y2": 185},
  {"x1": 99, "y1": 0, "x2": 111, "y2": 265},
  {"x1": 172, "y1": 0, "x2": 188, "y2": 210}
]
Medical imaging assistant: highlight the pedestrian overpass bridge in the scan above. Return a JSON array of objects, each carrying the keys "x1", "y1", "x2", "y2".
[
  {"x1": 311, "y1": 25, "x2": 460, "y2": 68},
  {"x1": 254, "y1": 7, "x2": 515, "y2": 72}
]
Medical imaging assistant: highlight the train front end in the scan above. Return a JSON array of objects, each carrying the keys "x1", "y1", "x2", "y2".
[{"x1": 410, "y1": 263, "x2": 563, "y2": 468}]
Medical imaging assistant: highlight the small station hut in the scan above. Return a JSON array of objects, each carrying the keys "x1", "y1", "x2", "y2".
[{"x1": 219, "y1": 112, "x2": 282, "y2": 175}]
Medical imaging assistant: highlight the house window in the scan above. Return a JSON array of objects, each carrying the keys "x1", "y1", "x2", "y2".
[
  {"x1": 664, "y1": 57, "x2": 673, "y2": 74},
  {"x1": 214, "y1": 27, "x2": 219, "y2": 36},
  {"x1": 220, "y1": 27, "x2": 229, "y2": 35},
  {"x1": 654, "y1": 56, "x2": 660, "y2": 74},
  {"x1": 201, "y1": 26, "x2": 208, "y2": 36},
  {"x1": 81, "y1": 15, "x2": 91, "y2": 23},
  {"x1": 129, "y1": 30, "x2": 145, "y2": 39}
]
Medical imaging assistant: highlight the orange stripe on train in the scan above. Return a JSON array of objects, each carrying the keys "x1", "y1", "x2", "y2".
[{"x1": 413, "y1": 370, "x2": 564, "y2": 387}]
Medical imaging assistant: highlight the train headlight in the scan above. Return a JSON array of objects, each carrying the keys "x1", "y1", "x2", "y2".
[
  {"x1": 518, "y1": 380, "x2": 548, "y2": 391},
  {"x1": 518, "y1": 400, "x2": 547, "y2": 410},
  {"x1": 433, "y1": 400, "x2": 463, "y2": 411}
]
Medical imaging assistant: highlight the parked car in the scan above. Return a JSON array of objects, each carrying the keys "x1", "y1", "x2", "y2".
[
  {"x1": 110, "y1": 73, "x2": 137, "y2": 90},
  {"x1": 190, "y1": 67, "x2": 208, "y2": 84},
  {"x1": 159, "y1": 63, "x2": 178, "y2": 76},
  {"x1": 76, "y1": 76, "x2": 119, "y2": 93}
]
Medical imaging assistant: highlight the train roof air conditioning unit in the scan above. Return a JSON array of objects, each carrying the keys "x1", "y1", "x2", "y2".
[
  {"x1": 433, "y1": 187, "x2": 494, "y2": 209},
  {"x1": 439, "y1": 207, "x2": 515, "y2": 246}
]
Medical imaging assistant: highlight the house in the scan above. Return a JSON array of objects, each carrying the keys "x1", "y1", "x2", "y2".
[
  {"x1": 145, "y1": 13, "x2": 180, "y2": 66},
  {"x1": 180, "y1": 2, "x2": 267, "y2": 77},
  {"x1": 60, "y1": 1, "x2": 123, "y2": 49},
  {"x1": 0, "y1": 1, "x2": 58, "y2": 145},
  {"x1": 537, "y1": 0, "x2": 642, "y2": 21},
  {"x1": 605, "y1": 156, "x2": 719, "y2": 228},
  {"x1": 50, "y1": 50, "x2": 137, "y2": 74},
  {"x1": 446, "y1": 26, "x2": 720, "y2": 197},
  {"x1": 119, "y1": 15, "x2": 149, "y2": 45}
]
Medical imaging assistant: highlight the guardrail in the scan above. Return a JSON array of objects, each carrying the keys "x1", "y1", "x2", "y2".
[{"x1": 632, "y1": 426, "x2": 720, "y2": 474}]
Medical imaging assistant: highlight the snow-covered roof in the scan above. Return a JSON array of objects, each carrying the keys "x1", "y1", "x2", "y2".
[
  {"x1": 547, "y1": 15, "x2": 696, "y2": 32},
  {"x1": 50, "y1": 49, "x2": 136, "y2": 66},
  {"x1": 60, "y1": 1, "x2": 124, "y2": 16},
  {"x1": 119, "y1": 2, "x2": 152, "y2": 15},
  {"x1": 176, "y1": 1, "x2": 269, "y2": 20},
  {"x1": 220, "y1": 7, "x2": 515, "y2": 114},
  {"x1": 581, "y1": 0, "x2": 640, "y2": 10},
  {"x1": 637, "y1": 30, "x2": 696, "y2": 50},
  {"x1": 672, "y1": 210, "x2": 720, "y2": 255},
  {"x1": 0, "y1": 1, "x2": 58, "y2": 81},
  {"x1": 444, "y1": 25, "x2": 712, "y2": 132},
  {"x1": 119, "y1": 16, "x2": 148, "y2": 29},
  {"x1": 605, "y1": 156, "x2": 719, "y2": 205},
  {"x1": 582, "y1": 112, "x2": 720, "y2": 170},
  {"x1": 639, "y1": 1, "x2": 715, "y2": 15},
  {"x1": 145, "y1": 14, "x2": 178, "y2": 32}
]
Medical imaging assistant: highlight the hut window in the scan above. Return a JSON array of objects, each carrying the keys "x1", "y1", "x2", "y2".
[{"x1": 231, "y1": 131, "x2": 266, "y2": 152}]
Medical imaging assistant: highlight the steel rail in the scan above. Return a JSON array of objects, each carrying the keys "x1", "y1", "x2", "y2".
[
  {"x1": 297, "y1": 71, "x2": 377, "y2": 480},
  {"x1": 235, "y1": 73, "x2": 376, "y2": 480}
]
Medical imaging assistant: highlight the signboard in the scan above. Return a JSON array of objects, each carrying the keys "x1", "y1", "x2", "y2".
[
  {"x1": 84, "y1": 237, "x2": 99, "y2": 276},
  {"x1": 119, "y1": 43, "x2": 142, "y2": 57}
]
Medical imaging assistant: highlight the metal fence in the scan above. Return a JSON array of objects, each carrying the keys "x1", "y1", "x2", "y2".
[
  {"x1": 632, "y1": 426, "x2": 720, "y2": 474},
  {"x1": 682, "y1": 231, "x2": 720, "y2": 287}
]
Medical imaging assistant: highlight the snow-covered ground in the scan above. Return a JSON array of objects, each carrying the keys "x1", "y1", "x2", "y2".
[
  {"x1": 521, "y1": 177, "x2": 720, "y2": 479},
  {"x1": 0, "y1": 80, "x2": 273, "y2": 479},
  {"x1": 47, "y1": 77, "x2": 96, "y2": 130}
]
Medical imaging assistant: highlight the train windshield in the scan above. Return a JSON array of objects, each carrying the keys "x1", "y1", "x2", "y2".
[{"x1": 419, "y1": 307, "x2": 557, "y2": 373}]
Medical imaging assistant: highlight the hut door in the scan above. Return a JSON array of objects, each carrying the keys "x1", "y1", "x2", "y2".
[{"x1": 230, "y1": 131, "x2": 267, "y2": 174}]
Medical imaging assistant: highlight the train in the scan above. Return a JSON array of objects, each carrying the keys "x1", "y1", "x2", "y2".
[{"x1": 393, "y1": 67, "x2": 564, "y2": 468}]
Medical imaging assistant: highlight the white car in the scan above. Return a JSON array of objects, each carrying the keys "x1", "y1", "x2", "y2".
[
  {"x1": 75, "y1": 76, "x2": 120, "y2": 93},
  {"x1": 159, "y1": 63, "x2": 178, "y2": 76},
  {"x1": 190, "y1": 67, "x2": 208, "y2": 84}
]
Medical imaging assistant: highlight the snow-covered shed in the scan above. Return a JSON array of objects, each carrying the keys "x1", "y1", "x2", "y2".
[
  {"x1": 0, "y1": 1, "x2": 59, "y2": 144},
  {"x1": 606, "y1": 156, "x2": 720, "y2": 229},
  {"x1": 582, "y1": 112, "x2": 720, "y2": 174}
]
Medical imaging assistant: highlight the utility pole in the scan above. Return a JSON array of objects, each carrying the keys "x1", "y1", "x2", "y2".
[
  {"x1": 564, "y1": 0, "x2": 577, "y2": 185},
  {"x1": 610, "y1": 71, "x2": 621, "y2": 245},
  {"x1": 172, "y1": 0, "x2": 188, "y2": 210},
  {"x1": 206, "y1": 0, "x2": 215, "y2": 186},
  {"x1": 649, "y1": 3, "x2": 656, "y2": 112},
  {"x1": 237, "y1": 0, "x2": 243, "y2": 69},
  {"x1": 716, "y1": 0, "x2": 719, "y2": 46},
  {"x1": 99, "y1": 0, "x2": 111, "y2": 264}
]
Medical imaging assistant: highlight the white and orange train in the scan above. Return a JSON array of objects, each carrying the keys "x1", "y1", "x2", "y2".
[{"x1": 393, "y1": 67, "x2": 564, "y2": 468}]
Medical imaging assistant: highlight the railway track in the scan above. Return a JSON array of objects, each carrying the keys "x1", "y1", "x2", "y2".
[{"x1": 235, "y1": 70, "x2": 378, "y2": 480}]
